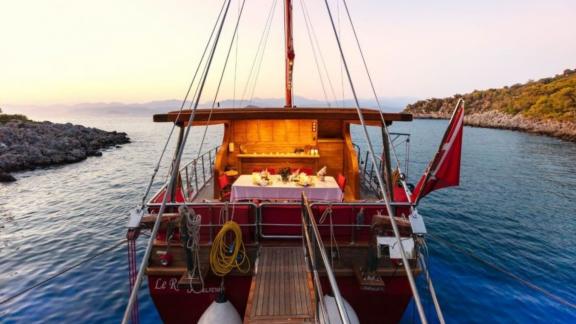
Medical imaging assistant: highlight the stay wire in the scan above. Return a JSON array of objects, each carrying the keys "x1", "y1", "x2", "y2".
[
  {"x1": 321, "y1": 0, "x2": 428, "y2": 322},
  {"x1": 299, "y1": 0, "x2": 331, "y2": 107},
  {"x1": 337, "y1": 0, "x2": 345, "y2": 106},
  {"x1": 196, "y1": 0, "x2": 247, "y2": 159},
  {"x1": 139, "y1": 0, "x2": 228, "y2": 207},
  {"x1": 0, "y1": 239, "x2": 127, "y2": 306},
  {"x1": 121, "y1": 1, "x2": 233, "y2": 322},
  {"x1": 339, "y1": 0, "x2": 404, "y2": 171},
  {"x1": 301, "y1": 0, "x2": 339, "y2": 104},
  {"x1": 247, "y1": 0, "x2": 277, "y2": 106},
  {"x1": 233, "y1": 0, "x2": 241, "y2": 108},
  {"x1": 239, "y1": 0, "x2": 278, "y2": 107}
]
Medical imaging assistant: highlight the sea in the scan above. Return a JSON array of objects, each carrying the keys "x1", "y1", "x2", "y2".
[{"x1": 0, "y1": 116, "x2": 575, "y2": 323}]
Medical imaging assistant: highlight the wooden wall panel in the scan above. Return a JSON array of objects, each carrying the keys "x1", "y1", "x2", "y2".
[
  {"x1": 317, "y1": 139, "x2": 343, "y2": 177},
  {"x1": 258, "y1": 120, "x2": 274, "y2": 142},
  {"x1": 272, "y1": 120, "x2": 287, "y2": 142},
  {"x1": 231, "y1": 120, "x2": 316, "y2": 148},
  {"x1": 318, "y1": 120, "x2": 342, "y2": 138},
  {"x1": 246, "y1": 121, "x2": 259, "y2": 142},
  {"x1": 233, "y1": 120, "x2": 247, "y2": 142}
]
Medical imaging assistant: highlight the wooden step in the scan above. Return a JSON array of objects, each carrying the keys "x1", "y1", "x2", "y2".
[{"x1": 244, "y1": 247, "x2": 315, "y2": 324}]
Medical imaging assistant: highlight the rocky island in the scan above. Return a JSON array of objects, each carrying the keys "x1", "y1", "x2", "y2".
[
  {"x1": 0, "y1": 111, "x2": 130, "y2": 182},
  {"x1": 405, "y1": 69, "x2": 576, "y2": 142}
]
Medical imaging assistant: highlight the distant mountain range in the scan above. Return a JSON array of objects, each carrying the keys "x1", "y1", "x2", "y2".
[{"x1": 3, "y1": 96, "x2": 416, "y2": 119}]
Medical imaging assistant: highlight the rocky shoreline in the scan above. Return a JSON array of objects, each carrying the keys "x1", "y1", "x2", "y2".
[
  {"x1": 413, "y1": 111, "x2": 576, "y2": 142},
  {"x1": 0, "y1": 120, "x2": 130, "y2": 182}
]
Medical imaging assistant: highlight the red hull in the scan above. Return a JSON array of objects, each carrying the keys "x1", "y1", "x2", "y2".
[{"x1": 149, "y1": 274, "x2": 412, "y2": 323}]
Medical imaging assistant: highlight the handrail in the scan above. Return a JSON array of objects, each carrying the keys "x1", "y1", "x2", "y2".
[
  {"x1": 180, "y1": 146, "x2": 219, "y2": 170},
  {"x1": 301, "y1": 193, "x2": 350, "y2": 324},
  {"x1": 145, "y1": 146, "x2": 219, "y2": 205},
  {"x1": 180, "y1": 146, "x2": 219, "y2": 201},
  {"x1": 353, "y1": 132, "x2": 410, "y2": 194},
  {"x1": 147, "y1": 201, "x2": 416, "y2": 208}
]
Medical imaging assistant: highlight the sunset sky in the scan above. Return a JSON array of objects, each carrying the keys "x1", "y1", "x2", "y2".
[{"x1": 1, "y1": 0, "x2": 575, "y2": 106}]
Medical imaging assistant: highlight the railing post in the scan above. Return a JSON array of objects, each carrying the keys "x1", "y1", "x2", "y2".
[
  {"x1": 363, "y1": 151, "x2": 369, "y2": 179},
  {"x1": 208, "y1": 149, "x2": 213, "y2": 174},
  {"x1": 405, "y1": 137, "x2": 410, "y2": 179},
  {"x1": 368, "y1": 159, "x2": 375, "y2": 192},
  {"x1": 193, "y1": 160, "x2": 199, "y2": 192},
  {"x1": 185, "y1": 166, "x2": 191, "y2": 199},
  {"x1": 201, "y1": 155, "x2": 206, "y2": 184}
]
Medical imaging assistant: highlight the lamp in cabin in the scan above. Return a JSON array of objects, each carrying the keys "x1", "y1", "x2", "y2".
[{"x1": 228, "y1": 142, "x2": 235, "y2": 152}]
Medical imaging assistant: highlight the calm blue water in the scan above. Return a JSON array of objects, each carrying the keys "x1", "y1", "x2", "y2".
[{"x1": 1, "y1": 117, "x2": 575, "y2": 323}]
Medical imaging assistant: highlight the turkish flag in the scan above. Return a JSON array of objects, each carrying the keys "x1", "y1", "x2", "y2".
[{"x1": 412, "y1": 101, "x2": 464, "y2": 204}]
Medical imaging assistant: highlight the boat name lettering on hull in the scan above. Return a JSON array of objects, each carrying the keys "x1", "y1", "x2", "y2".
[{"x1": 153, "y1": 278, "x2": 221, "y2": 294}]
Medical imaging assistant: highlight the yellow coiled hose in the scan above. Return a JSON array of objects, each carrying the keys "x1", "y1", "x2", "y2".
[{"x1": 209, "y1": 220, "x2": 250, "y2": 276}]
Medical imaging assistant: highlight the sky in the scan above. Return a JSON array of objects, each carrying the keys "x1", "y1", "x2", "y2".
[{"x1": 0, "y1": 0, "x2": 575, "y2": 107}]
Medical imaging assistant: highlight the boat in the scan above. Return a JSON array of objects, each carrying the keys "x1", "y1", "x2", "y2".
[{"x1": 122, "y1": 1, "x2": 464, "y2": 323}]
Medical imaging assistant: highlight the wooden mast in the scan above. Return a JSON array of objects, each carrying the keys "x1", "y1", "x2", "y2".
[{"x1": 284, "y1": 0, "x2": 295, "y2": 108}]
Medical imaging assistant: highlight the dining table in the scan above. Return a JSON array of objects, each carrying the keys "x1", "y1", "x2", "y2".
[{"x1": 229, "y1": 174, "x2": 343, "y2": 202}]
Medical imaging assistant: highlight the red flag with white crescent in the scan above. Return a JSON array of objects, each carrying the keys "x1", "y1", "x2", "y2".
[{"x1": 411, "y1": 100, "x2": 464, "y2": 204}]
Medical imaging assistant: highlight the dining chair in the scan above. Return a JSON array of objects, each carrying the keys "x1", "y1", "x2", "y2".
[
  {"x1": 337, "y1": 173, "x2": 346, "y2": 192},
  {"x1": 218, "y1": 174, "x2": 231, "y2": 201}
]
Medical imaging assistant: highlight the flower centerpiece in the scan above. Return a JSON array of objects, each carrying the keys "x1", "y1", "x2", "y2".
[{"x1": 279, "y1": 167, "x2": 291, "y2": 182}]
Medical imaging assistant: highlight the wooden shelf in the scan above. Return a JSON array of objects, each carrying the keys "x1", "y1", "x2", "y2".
[{"x1": 237, "y1": 153, "x2": 319, "y2": 159}]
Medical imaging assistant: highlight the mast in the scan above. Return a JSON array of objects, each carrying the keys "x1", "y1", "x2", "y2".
[{"x1": 284, "y1": 0, "x2": 295, "y2": 108}]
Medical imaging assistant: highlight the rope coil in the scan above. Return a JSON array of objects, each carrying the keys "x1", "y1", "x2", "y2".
[
  {"x1": 210, "y1": 220, "x2": 250, "y2": 277},
  {"x1": 319, "y1": 205, "x2": 341, "y2": 267},
  {"x1": 179, "y1": 206, "x2": 204, "y2": 292}
]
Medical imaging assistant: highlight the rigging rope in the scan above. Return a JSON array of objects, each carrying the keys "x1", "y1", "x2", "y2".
[
  {"x1": 0, "y1": 239, "x2": 127, "y2": 306},
  {"x1": 122, "y1": 2, "x2": 234, "y2": 323},
  {"x1": 339, "y1": 1, "x2": 449, "y2": 321},
  {"x1": 239, "y1": 0, "x2": 278, "y2": 107},
  {"x1": 319, "y1": 205, "x2": 341, "y2": 268},
  {"x1": 139, "y1": 0, "x2": 228, "y2": 207},
  {"x1": 428, "y1": 234, "x2": 576, "y2": 310},
  {"x1": 337, "y1": 0, "x2": 345, "y2": 107},
  {"x1": 196, "y1": 0, "x2": 247, "y2": 159},
  {"x1": 127, "y1": 230, "x2": 140, "y2": 324},
  {"x1": 338, "y1": 0, "x2": 410, "y2": 176},
  {"x1": 179, "y1": 206, "x2": 204, "y2": 293},
  {"x1": 233, "y1": 0, "x2": 241, "y2": 108},
  {"x1": 321, "y1": 0, "x2": 429, "y2": 322},
  {"x1": 247, "y1": 0, "x2": 277, "y2": 106},
  {"x1": 299, "y1": 0, "x2": 331, "y2": 107},
  {"x1": 300, "y1": 0, "x2": 339, "y2": 104}
]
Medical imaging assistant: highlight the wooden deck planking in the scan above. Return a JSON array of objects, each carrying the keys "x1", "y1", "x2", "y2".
[
  {"x1": 190, "y1": 181, "x2": 216, "y2": 202},
  {"x1": 244, "y1": 247, "x2": 314, "y2": 323}
]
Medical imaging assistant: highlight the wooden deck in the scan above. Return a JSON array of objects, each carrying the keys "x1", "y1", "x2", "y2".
[
  {"x1": 190, "y1": 181, "x2": 216, "y2": 202},
  {"x1": 244, "y1": 247, "x2": 315, "y2": 323}
]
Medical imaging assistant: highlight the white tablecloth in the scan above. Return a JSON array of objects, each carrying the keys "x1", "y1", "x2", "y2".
[{"x1": 230, "y1": 175, "x2": 343, "y2": 202}]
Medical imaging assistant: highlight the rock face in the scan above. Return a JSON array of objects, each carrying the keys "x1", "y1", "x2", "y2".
[
  {"x1": 404, "y1": 68, "x2": 576, "y2": 142},
  {"x1": 0, "y1": 120, "x2": 130, "y2": 182},
  {"x1": 411, "y1": 111, "x2": 576, "y2": 142}
]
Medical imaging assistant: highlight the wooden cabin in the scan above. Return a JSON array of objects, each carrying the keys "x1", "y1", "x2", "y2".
[{"x1": 154, "y1": 107, "x2": 412, "y2": 201}]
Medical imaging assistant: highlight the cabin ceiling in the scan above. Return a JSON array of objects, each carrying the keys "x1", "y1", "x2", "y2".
[{"x1": 153, "y1": 107, "x2": 412, "y2": 126}]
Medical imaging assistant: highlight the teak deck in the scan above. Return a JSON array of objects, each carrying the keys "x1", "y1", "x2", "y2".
[{"x1": 244, "y1": 247, "x2": 315, "y2": 323}]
